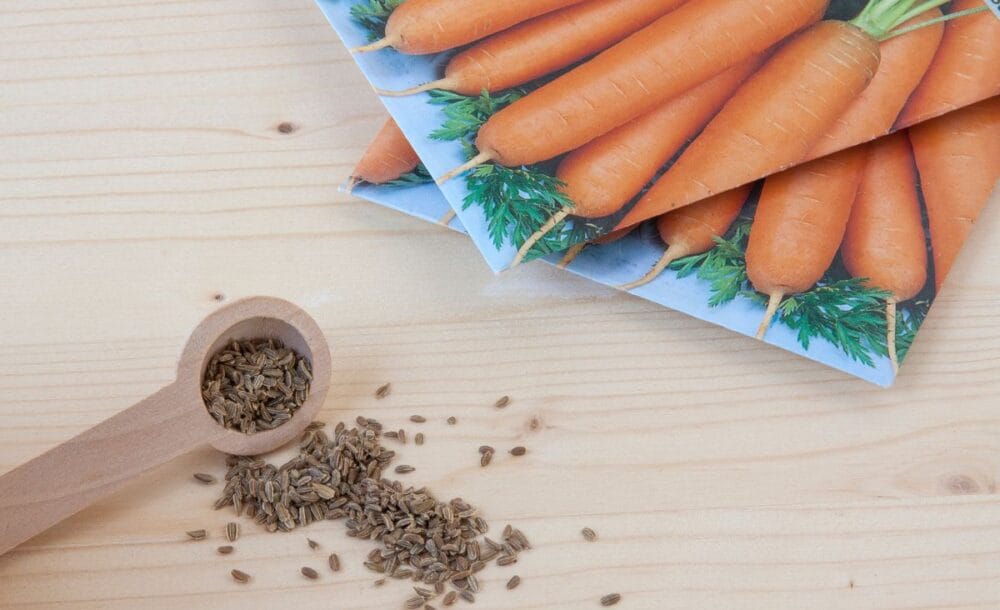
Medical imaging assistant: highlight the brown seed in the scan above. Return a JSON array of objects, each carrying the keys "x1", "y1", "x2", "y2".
[
  {"x1": 410, "y1": 415, "x2": 426, "y2": 423},
  {"x1": 301, "y1": 566, "x2": 319, "y2": 580},
  {"x1": 226, "y1": 522, "x2": 239, "y2": 543},
  {"x1": 479, "y1": 445, "x2": 494, "y2": 455},
  {"x1": 193, "y1": 473, "x2": 216, "y2": 484},
  {"x1": 497, "y1": 555, "x2": 517, "y2": 567},
  {"x1": 231, "y1": 569, "x2": 251, "y2": 583},
  {"x1": 601, "y1": 593, "x2": 622, "y2": 606},
  {"x1": 460, "y1": 591, "x2": 475, "y2": 603},
  {"x1": 415, "y1": 433, "x2": 425, "y2": 446},
  {"x1": 480, "y1": 452, "x2": 492, "y2": 468},
  {"x1": 395, "y1": 465, "x2": 415, "y2": 474},
  {"x1": 509, "y1": 446, "x2": 526, "y2": 456},
  {"x1": 398, "y1": 429, "x2": 407, "y2": 444},
  {"x1": 424, "y1": 605, "x2": 437, "y2": 610},
  {"x1": 494, "y1": 395, "x2": 511, "y2": 409},
  {"x1": 446, "y1": 417, "x2": 457, "y2": 425},
  {"x1": 375, "y1": 383, "x2": 391, "y2": 399},
  {"x1": 406, "y1": 597, "x2": 425, "y2": 609},
  {"x1": 328, "y1": 553, "x2": 341, "y2": 572},
  {"x1": 186, "y1": 529, "x2": 207, "y2": 540},
  {"x1": 442, "y1": 591, "x2": 458, "y2": 606},
  {"x1": 582, "y1": 527, "x2": 598, "y2": 542},
  {"x1": 217, "y1": 545, "x2": 234, "y2": 555},
  {"x1": 506, "y1": 575, "x2": 521, "y2": 590},
  {"x1": 374, "y1": 578, "x2": 386, "y2": 587}
]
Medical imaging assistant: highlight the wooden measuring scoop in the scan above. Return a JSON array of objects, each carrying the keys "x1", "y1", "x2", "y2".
[{"x1": 0, "y1": 296, "x2": 332, "y2": 556}]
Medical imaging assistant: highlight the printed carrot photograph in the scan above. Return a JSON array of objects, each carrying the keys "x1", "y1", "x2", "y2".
[
  {"x1": 351, "y1": 98, "x2": 999, "y2": 386},
  {"x1": 320, "y1": 0, "x2": 998, "y2": 273}
]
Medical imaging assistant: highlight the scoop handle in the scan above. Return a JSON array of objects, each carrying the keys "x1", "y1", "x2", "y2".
[{"x1": 0, "y1": 382, "x2": 215, "y2": 556}]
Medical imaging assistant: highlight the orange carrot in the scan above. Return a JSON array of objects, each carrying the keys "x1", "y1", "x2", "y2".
[
  {"x1": 510, "y1": 55, "x2": 764, "y2": 267},
  {"x1": 809, "y1": 10, "x2": 943, "y2": 159},
  {"x1": 439, "y1": 0, "x2": 827, "y2": 181},
  {"x1": 620, "y1": 186, "x2": 751, "y2": 291},
  {"x1": 350, "y1": 119, "x2": 420, "y2": 188},
  {"x1": 840, "y1": 133, "x2": 927, "y2": 371},
  {"x1": 617, "y1": 20, "x2": 881, "y2": 230},
  {"x1": 378, "y1": 0, "x2": 688, "y2": 97},
  {"x1": 908, "y1": 97, "x2": 1000, "y2": 294},
  {"x1": 747, "y1": 145, "x2": 869, "y2": 339},
  {"x1": 353, "y1": 0, "x2": 590, "y2": 55},
  {"x1": 897, "y1": 0, "x2": 1000, "y2": 128}
]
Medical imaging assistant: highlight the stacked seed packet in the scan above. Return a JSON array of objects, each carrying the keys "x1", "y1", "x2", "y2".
[{"x1": 318, "y1": 0, "x2": 1000, "y2": 385}]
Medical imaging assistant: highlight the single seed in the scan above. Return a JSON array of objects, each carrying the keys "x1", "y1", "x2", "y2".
[
  {"x1": 442, "y1": 591, "x2": 458, "y2": 606},
  {"x1": 328, "y1": 553, "x2": 341, "y2": 572},
  {"x1": 375, "y1": 383, "x2": 391, "y2": 399},
  {"x1": 510, "y1": 446, "x2": 526, "y2": 456},
  {"x1": 307, "y1": 538, "x2": 320, "y2": 550},
  {"x1": 231, "y1": 569, "x2": 251, "y2": 583},
  {"x1": 479, "y1": 446, "x2": 494, "y2": 455},
  {"x1": 186, "y1": 529, "x2": 207, "y2": 540},
  {"x1": 497, "y1": 555, "x2": 517, "y2": 566},
  {"x1": 480, "y1": 452, "x2": 492, "y2": 468},
  {"x1": 301, "y1": 566, "x2": 319, "y2": 580},
  {"x1": 582, "y1": 527, "x2": 598, "y2": 542},
  {"x1": 193, "y1": 473, "x2": 216, "y2": 484},
  {"x1": 226, "y1": 522, "x2": 239, "y2": 543},
  {"x1": 217, "y1": 545, "x2": 234, "y2": 555},
  {"x1": 447, "y1": 417, "x2": 457, "y2": 425},
  {"x1": 410, "y1": 415, "x2": 426, "y2": 423},
  {"x1": 507, "y1": 575, "x2": 521, "y2": 590},
  {"x1": 601, "y1": 593, "x2": 622, "y2": 606},
  {"x1": 406, "y1": 597, "x2": 425, "y2": 609},
  {"x1": 460, "y1": 591, "x2": 475, "y2": 603},
  {"x1": 398, "y1": 429, "x2": 407, "y2": 444},
  {"x1": 494, "y1": 396, "x2": 511, "y2": 409},
  {"x1": 415, "y1": 433, "x2": 425, "y2": 446},
  {"x1": 425, "y1": 605, "x2": 437, "y2": 610},
  {"x1": 396, "y1": 465, "x2": 415, "y2": 474}
]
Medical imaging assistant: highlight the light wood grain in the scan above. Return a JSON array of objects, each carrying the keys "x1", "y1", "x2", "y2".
[{"x1": 1, "y1": 1, "x2": 999, "y2": 609}]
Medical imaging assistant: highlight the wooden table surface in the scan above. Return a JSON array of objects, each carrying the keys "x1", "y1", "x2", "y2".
[{"x1": 2, "y1": 2, "x2": 999, "y2": 608}]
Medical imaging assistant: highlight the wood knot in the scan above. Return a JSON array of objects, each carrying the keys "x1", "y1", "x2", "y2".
[
  {"x1": 277, "y1": 122, "x2": 296, "y2": 134},
  {"x1": 942, "y1": 474, "x2": 982, "y2": 495},
  {"x1": 212, "y1": 293, "x2": 226, "y2": 302},
  {"x1": 527, "y1": 415, "x2": 542, "y2": 431}
]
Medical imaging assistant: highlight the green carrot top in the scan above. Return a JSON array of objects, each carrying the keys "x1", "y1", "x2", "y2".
[{"x1": 851, "y1": 0, "x2": 986, "y2": 40}]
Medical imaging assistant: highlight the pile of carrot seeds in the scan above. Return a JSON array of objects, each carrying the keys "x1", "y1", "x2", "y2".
[{"x1": 190, "y1": 385, "x2": 621, "y2": 607}]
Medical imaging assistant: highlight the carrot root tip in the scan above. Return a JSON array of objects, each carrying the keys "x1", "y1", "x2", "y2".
[
  {"x1": 557, "y1": 243, "x2": 586, "y2": 269},
  {"x1": 618, "y1": 245, "x2": 688, "y2": 291},
  {"x1": 438, "y1": 209, "x2": 457, "y2": 226},
  {"x1": 511, "y1": 208, "x2": 573, "y2": 268},
  {"x1": 376, "y1": 79, "x2": 450, "y2": 97},
  {"x1": 437, "y1": 152, "x2": 493, "y2": 185},
  {"x1": 756, "y1": 292, "x2": 785, "y2": 340},
  {"x1": 350, "y1": 37, "x2": 393, "y2": 54}
]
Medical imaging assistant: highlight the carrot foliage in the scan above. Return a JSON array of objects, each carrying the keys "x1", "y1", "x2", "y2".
[
  {"x1": 350, "y1": 0, "x2": 406, "y2": 40},
  {"x1": 384, "y1": 163, "x2": 433, "y2": 188},
  {"x1": 428, "y1": 89, "x2": 599, "y2": 258},
  {"x1": 668, "y1": 210, "x2": 927, "y2": 367}
]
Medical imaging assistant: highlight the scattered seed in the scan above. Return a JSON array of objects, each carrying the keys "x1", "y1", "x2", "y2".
[
  {"x1": 374, "y1": 578, "x2": 386, "y2": 586},
  {"x1": 494, "y1": 396, "x2": 511, "y2": 409},
  {"x1": 406, "y1": 597, "x2": 425, "y2": 609},
  {"x1": 425, "y1": 605, "x2": 437, "y2": 610},
  {"x1": 217, "y1": 545, "x2": 234, "y2": 555},
  {"x1": 398, "y1": 429, "x2": 407, "y2": 444},
  {"x1": 375, "y1": 383, "x2": 391, "y2": 399},
  {"x1": 395, "y1": 465, "x2": 415, "y2": 474},
  {"x1": 447, "y1": 417, "x2": 457, "y2": 425},
  {"x1": 410, "y1": 415, "x2": 426, "y2": 423},
  {"x1": 193, "y1": 473, "x2": 216, "y2": 484},
  {"x1": 506, "y1": 575, "x2": 521, "y2": 590},
  {"x1": 415, "y1": 433, "x2": 425, "y2": 446},
  {"x1": 442, "y1": 591, "x2": 458, "y2": 606},
  {"x1": 480, "y1": 452, "x2": 493, "y2": 468},
  {"x1": 384, "y1": 431, "x2": 398, "y2": 439},
  {"x1": 226, "y1": 522, "x2": 239, "y2": 543},
  {"x1": 582, "y1": 527, "x2": 598, "y2": 542},
  {"x1": 186, "y1": 529, "x2": 207, "y2": 540},
  {"x1": 230, "y1": 569, "x2": 251, "y2": 583},
  {"x1": 301, "y1": 566, "x2": 319, "y2": 580},
  {"x1": 328, "y1": 553, "x2": 341, "y2": 572},
  {"x1": 460, "y1": 591, "x2": 475, "y2": 603},
  {"x1": 509, "y1": 446, "x2": 526, "y2": 456},
  {"x1": 601, "y1": 593, "x2": 622, "y2": 606},
  {"x1": 479, "y1": 445, "x2": 494, "y2": 454}
]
